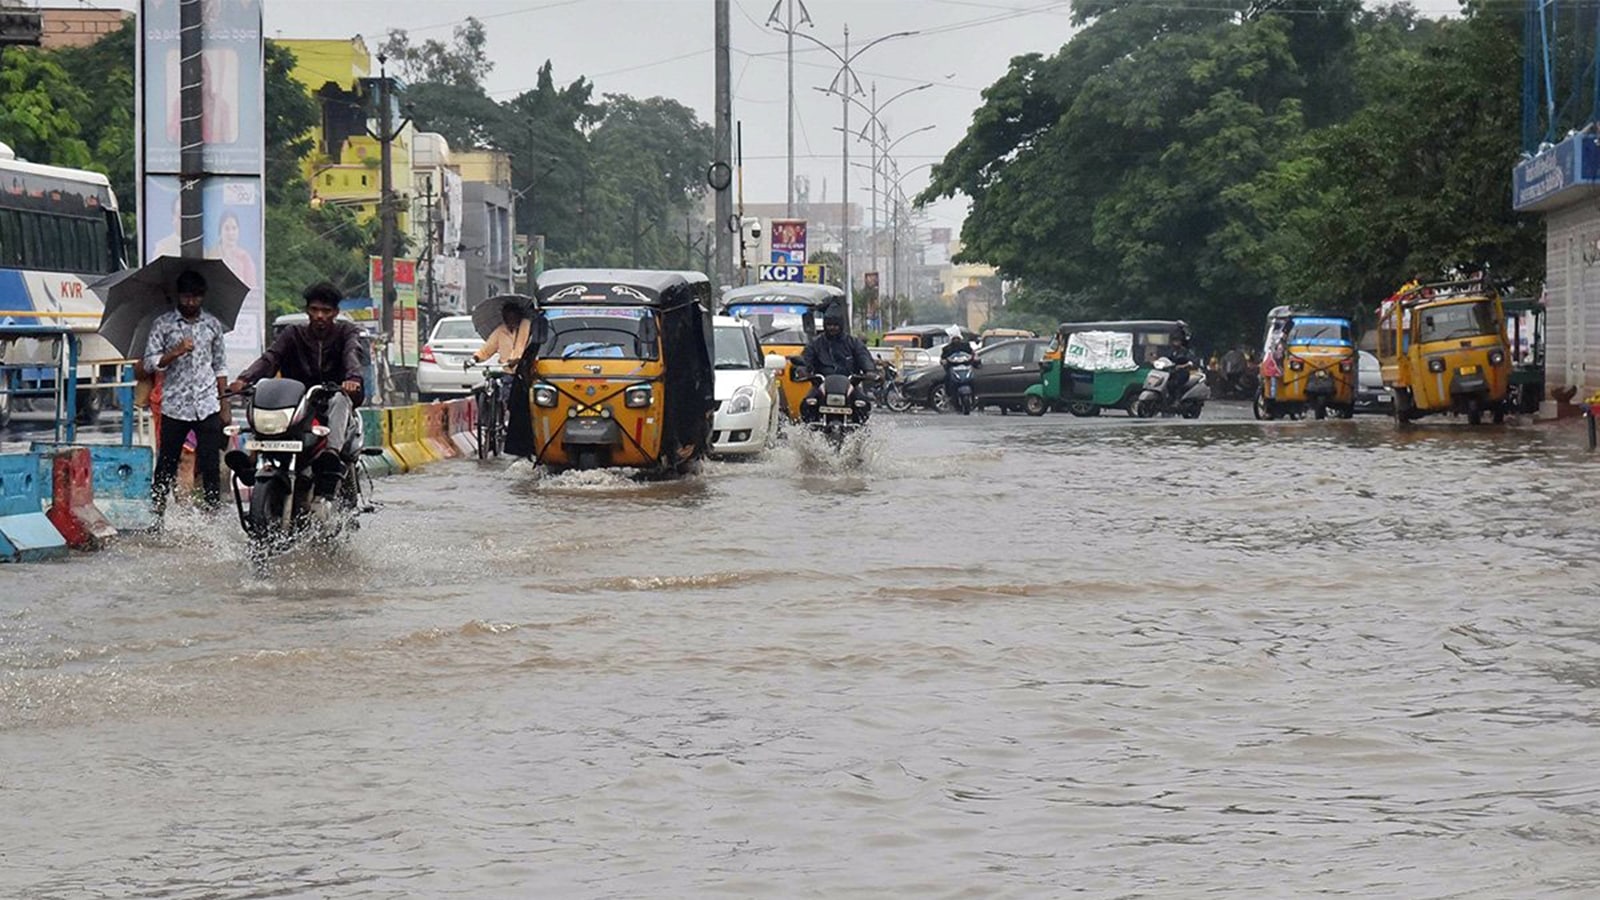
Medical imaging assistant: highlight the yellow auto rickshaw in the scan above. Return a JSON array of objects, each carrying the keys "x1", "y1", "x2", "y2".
[
  {"x1": 719, "y1": 282, "x2": 843, "y2": 420},
  {"x1": 1376, "y1": 279, "x2": 1511, "y2": 425},
  {"x1": 524, "y1": 269, "x2": 717, "y2": 473},
  {"x1": 1254, "y1": 307, "x2": 1357, "y2": 420}
]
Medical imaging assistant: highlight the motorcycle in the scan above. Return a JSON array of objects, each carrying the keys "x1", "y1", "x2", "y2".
[
  {"x1": 873, "y1": 362, "x2": 914, "y2": 413},
  {"x1": 1133, "y1": 357, "x2": 1210, "y2": 419},
  {"x1": 801, "y1": 372, "x2": 872, "y2": 448},
  {"x1": 223, "y1": 379, "x2": 377, "y2": 568},
  {"x1": 942, "y1": 351, "x2": 980, "y2": 415}
]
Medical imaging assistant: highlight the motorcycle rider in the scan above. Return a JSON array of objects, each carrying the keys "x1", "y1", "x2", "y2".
[
  {"x1": 939, "y1": 325, "x2": 976, "y2": 401},
  {"x1": 799, "y1": 310, "x2": 876, "y2": 422},
  {"x1": 1163, "y1": 324, "x2": 1197, "y2": 405},
  {"x1": 227, "y1": 281, "x2": 365, "y2": 499}
]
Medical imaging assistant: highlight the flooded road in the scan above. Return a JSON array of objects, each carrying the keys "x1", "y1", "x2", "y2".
[{"x1": 6, "y1": 404, "x2": 1600, "y2": 897}]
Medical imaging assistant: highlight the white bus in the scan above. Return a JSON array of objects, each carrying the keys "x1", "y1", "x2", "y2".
[{"x1": 0, "y1": 141, "x2": 130, "y2": 427}]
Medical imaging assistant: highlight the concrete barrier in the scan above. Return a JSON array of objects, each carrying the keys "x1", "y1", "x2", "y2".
[
  {"x1": 389, "y1": 405, "x2": 431, "y2": 470},
  {"x1": 422, "y1": 402, "x2": 457, "y2": 459},
  {"x1": 381, "y1": 408, "x2": 411, "y2": 473},
  {"x1": 84, "y1": 445, "x2": 155, "y2": 533},
  {"x1": 447, "y1": 398, "x2": 478, "y2": 457},
  {"x1": 0, "y1": 453, "x2": 67, "y2": 563},
  {"x1": 358, "y1": 407, "x2": 396, "y2": 477},
  {"x1": 44, "y1": 447, "x2": 117, "y2": 550}
]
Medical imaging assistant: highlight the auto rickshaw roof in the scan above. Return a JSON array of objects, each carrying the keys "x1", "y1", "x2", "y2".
[
  {"x1": 536, "y1": 268, "x2": 710, "y2": 305},
  {"x1": 719, "y1": 282, "x2": 843, "y2": 312},
  {"x1": 1392, "y1": 278, "x2": 1502, "y2": 307},
  {"x1": 1267, "y1": 307, "x2": 1351, "y2": 323}
]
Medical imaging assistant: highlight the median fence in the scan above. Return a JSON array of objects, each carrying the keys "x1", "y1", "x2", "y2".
[{"x1": 0, "y1": 397, "x2": 481, "y2": 563}]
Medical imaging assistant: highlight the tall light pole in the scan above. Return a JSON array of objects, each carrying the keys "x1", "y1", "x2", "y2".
[
  {"x1": 770, "y1": 20, "x2": 917, "y2": 328},
  {"x1": 880, "y1": 161, "x2": 934, "y2": 325},
  {"x1": 821, "y1": 80, "x2": 931, "y2": 304},
  {"x1": 766, "y1": 0, "x2": 812, "y2": 217},
  {"x1": 367, "y1": 53, "x2": 412, "y2": 384}
]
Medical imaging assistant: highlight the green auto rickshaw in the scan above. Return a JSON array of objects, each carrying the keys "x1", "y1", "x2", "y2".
[{"x1": 1024, "y1": 320, "x2": 1187, "y2": 416}]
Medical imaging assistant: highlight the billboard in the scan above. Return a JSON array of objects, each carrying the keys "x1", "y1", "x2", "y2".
[
  {"x1": 138, "y1": 0, "x2": 266, "y2": 373},
  {"x1": 770, "y1": 218, "x2": 807, "y2": 264},
  {"x1": 370, "y1": 257, "x2": 419, "y2": 366}
]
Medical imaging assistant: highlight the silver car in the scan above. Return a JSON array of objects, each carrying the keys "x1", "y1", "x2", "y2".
[
  {"x1": 417, "y1": 315, "x2": 492, "y2": 400},
  {"x1": 1354, "y1": 350, "x2": 1393, "y2": 413}
]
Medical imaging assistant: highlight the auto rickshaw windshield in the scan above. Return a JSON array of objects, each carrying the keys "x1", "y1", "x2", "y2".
[
  {"x1": 540, "y1": 307, "x2": 659, "y2": 360},
  {"x1": 726, "y1": 304, "x2": 810, "y2": 344},
  {"x1": 1418, "y1": 301, "x2": 1497, "y2": 343},
  {"x1": 1287, "y1": 318, "x2": 1352, "y2": 345}
]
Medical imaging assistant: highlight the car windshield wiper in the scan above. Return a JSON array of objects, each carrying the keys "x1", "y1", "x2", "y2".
[{"x1": 561, "y1": 341, "x2": 622, "y2": 359}]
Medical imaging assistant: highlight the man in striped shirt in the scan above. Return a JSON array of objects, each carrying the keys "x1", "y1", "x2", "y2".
[{"x1": 143, "y1": 269, "x2": 230, "y2": 516}]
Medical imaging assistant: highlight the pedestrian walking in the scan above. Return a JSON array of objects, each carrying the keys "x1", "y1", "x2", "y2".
[{"x1": 144, "y1": 269, "x2": 231, "y2": 517}]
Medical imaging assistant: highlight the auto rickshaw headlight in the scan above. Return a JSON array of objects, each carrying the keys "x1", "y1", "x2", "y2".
[
  {"x1": 1428, "y1": 358, "x2": 1446, "y2": 373},
  {"x1": 533, "y1": 384, "x2": 559, "y2": 407},
  {"x1": 1288, "y1": 359, "x2": 1304, "y2": 371},
  {"x1": 1488, "y1": 349, "x2": 1506, "y2": 366},
  {"x1": 1338, "y1": 358, "x2": 1354, "y2": 372},
  {"x1": 601, "y1": 406, "x2": 613, "y2": 419},
  {"x1": 624, "y1": 385, "x2": 653, "y2": 408}
]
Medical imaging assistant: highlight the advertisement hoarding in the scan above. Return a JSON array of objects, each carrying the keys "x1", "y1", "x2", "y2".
[
  {"x1": 770, "y1": 218, "x2": 807, "y2": 265},
  {"x1": 370, "y1": 257, "x2": 418, "y2": 366}
]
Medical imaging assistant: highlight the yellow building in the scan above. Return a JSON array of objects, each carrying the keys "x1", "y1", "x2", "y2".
[{"x1": 280, "y1": 37, "x2": 413, "y2": 233}]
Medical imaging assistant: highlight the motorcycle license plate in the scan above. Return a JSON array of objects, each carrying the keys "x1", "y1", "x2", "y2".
[
  {"x1": 245, "y1": 439, "x2": 303, "y2": 452},
  {"x1": 819, "y1": 406, "x2": 851, "y2": 415}
]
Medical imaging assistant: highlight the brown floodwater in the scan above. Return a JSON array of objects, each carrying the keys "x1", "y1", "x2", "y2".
[{"x1": 5, "y1": 403, "x2": 1600, "y2": 897}]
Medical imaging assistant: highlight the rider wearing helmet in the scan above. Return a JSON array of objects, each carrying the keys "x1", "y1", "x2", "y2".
[
  {"x1": 1165, "y1": 323, "x2": 1196, "y2": 402},
  {"x1": 939, "y1": 325, "x2": 976, "y2": 402},
  {"x1": 799, "y1": 309, "x2": 876, "y2": 422}
]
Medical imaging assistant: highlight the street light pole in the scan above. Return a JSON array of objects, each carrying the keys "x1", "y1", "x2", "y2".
[{"x1": 771, "y1": 21, "x2": 917, "y2": 329}]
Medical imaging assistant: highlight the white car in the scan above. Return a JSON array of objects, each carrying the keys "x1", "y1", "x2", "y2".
[
  {"x1": 418, "y1": 315, "x2": 492, "y2": 400},
  {"x1": 1354, "y1": 349, "x2": 1393, "y2": 413},
  {"x1": 711, "y1": 315, "x2": 783, "y2": 457}
]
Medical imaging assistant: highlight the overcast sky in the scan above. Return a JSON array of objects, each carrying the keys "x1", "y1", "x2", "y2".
[{"x1": 101, "y1": 0, "x2": 1468, "y2": 234}]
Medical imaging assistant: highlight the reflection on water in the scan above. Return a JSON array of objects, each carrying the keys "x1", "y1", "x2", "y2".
[{"x1": 4, "y1": 408, "x2": 1600, "y2": 896}]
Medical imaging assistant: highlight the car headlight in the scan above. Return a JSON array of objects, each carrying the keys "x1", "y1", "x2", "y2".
[
  {"x1": 624, "y1": 384, "x2": 653, "y2": 408},
  {"x1": 1428, "y1": 358, "x2": 1446, "y2": 373},
  {"x1": 1488, "y1": 349, "x2": 1505, "y2": 366},
  {"x1": 533, "y1": 384, "x2": 558, "y2": 407},
  {"x1": 249, "y1": 407, "x2": 293, "y2": 435},
  {"x1": 727, "y1": 386, "x2": 754, "y2": 415}
]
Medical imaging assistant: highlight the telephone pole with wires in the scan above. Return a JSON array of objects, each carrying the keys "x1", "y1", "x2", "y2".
[{"x1": 765, "y1": 0, "x2": 811, "y2": 218}]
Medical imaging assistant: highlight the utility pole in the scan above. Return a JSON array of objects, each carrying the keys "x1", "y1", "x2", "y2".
[
  {"x1": 420, "y1": 174, "x2": 438, "y2": 329},
  {"x1": 178, "y1": 0, "x2": 202, "y2": 257},
  {"x1": 367, "y1": 53, "x2": 411, "y2": 379},
  {"x1": 766, "y1": 0, "x2": 811, "y2": 217},
  {"x1": 714, "y1": 0, "x2": 734, "y2": 288}
]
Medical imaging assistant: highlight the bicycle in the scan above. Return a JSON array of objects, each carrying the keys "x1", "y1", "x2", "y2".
[{"x1": 466, "y1": 362, "x2": 512, "y2": 460}]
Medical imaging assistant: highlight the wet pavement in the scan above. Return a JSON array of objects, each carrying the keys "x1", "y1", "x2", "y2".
[{"x1": 5, "y1": 402, "x2": 1600, "y2": 897}]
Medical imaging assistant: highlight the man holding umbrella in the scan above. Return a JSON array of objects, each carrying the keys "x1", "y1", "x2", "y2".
[{"x1": 143, "y1": 269, "x2": 230, "y2": 517}]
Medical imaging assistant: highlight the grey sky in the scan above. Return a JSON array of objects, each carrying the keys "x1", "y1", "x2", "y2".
[{"x1": 268, "y1": 0, "x2": 1090, "y2": 233}]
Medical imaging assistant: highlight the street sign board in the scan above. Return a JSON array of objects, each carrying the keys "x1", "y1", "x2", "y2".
[{"x1": 758, "y1": 263, "x2": 830, "y2": 284}]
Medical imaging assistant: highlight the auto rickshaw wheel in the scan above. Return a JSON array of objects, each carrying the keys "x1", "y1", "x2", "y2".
[
  {"x1": 1492, "y1": 405, "x2": 1506, "y2": 425},
  {"x1": 574, "y1": 449, "x2": 600, "y2": 471},
  {"x1": 1253, "y1": 395, "x2": 1275, "y2": 421},
  {"x1": 1466, "y1": 397, "x2": 1484, "y2": 426},
  {"x1": 1312, "y1": 397, "x2": 1327, "y2": 420},
  {"x1": 1066, "y1": 401, "x2": 1098, "y2": 417},
  {"x1": 1024, "y1": 395, "x2": 1047, "y2": 417}
]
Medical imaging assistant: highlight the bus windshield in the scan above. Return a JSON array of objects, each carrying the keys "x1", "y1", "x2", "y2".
[
  {"x1": 1418, "y1": 301, "x2": 1497, "y2": 343},
  {"x1": 540, "y1": 307, "x2": 659, "y2": 360}
]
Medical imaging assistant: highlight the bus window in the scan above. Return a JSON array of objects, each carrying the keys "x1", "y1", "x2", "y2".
[
  {"x1": 0, "y1": 209, "x2": 20, "y2": 267},
  {"x1": 20, "y1": 211, "x2": 42, "y2": 266}
]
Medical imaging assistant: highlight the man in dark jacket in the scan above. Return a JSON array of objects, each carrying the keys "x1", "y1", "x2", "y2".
[
  {"x1": 798, "y1": 311, "x2": 876, "y2": 422},
  {"x1": 227, "y1": 282, "x2": 365, "y2": 496}
]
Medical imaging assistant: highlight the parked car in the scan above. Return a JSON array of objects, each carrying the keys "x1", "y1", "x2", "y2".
[
  {"x1": 418, "y1": 315, "x2": 492, "y2": 400},
  {"x1": 868, "y1": 344, "x2": 935, "y2": 373},
  {"x1": 1354, "y1": 349, "x2": 1393, "y2": 413},
  {"x1": 900, "y1": 338, "x2": 1052, "y2": 412},
  {"x1": 710, "y1": 315, "x2": 782, "y2": 457}
]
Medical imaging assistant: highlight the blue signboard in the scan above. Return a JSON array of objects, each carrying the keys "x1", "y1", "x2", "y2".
[{"x1": 1512, "y1": 131, "x2": 1600, "y2": 211}]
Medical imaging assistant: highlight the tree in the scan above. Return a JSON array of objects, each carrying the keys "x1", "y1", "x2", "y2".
[
  {"x1": 51, "y1": 20, "x2": 135, "y2": 216},
  {"x1": 0, "y1": 47, "x2": 92, "y2": 169},
  {"x1": 379, "y1": 18, "x2": 493, "y2": 89}
]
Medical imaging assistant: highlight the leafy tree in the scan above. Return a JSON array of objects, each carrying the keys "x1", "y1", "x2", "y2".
[
  {"x1": 379, "y1": 18, "x2": 493, "y2": 89},
  {"x1": 51, "y1": 20, "x2": 136, "y2": 215},
  {"x1": 809, "y1": 250, "x2": 845, "y2": 288},
  {"x1": 0, "y1": 47, "x2": 92, "y2": 169}
]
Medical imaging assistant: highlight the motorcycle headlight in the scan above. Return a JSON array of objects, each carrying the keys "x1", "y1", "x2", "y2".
[
  {"x1": 1428, "y1": 358, "x2": 1446, "y2": 373},
  {"x1": 249, "y1": 407, "x2": 293, "y2": 435},
  {"x1": 533, "y1": 384, "x2": 558, "y2": 407},
  {"x1": 727, "y1": 386, "x2": 754, "y2": 415},
  {"x1": 1488, "y1": 349, "x2": 1506, "y2": 366},
  {"x1": 624, "y1": 384, "x2": 653, "y2": 408}
]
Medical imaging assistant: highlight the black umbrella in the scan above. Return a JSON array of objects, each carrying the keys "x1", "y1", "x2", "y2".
[
  {"x1": 471, "y1": 293, "x2": 534, "y2": 340},
  {"x1": 91, "y1": 256, "x2": 249, "y2": 358}
]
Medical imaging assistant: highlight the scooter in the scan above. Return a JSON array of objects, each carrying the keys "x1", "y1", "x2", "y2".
[
  {"x1": 223, "y1": 379, "x2": 377, "y2": 569},
  {"x1": 941, "y1": 351, "x2": 980, "y2": 415},
  {"x1": 801, "y1": 372, "x2": 872, "y2": 448},
  {"x1": 1133, "y1": 357, "x2": 1210, "y2": 419}
]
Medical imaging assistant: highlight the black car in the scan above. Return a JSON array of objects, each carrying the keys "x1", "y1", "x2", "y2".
[{"x1": 900, "y1": 338, "x2": 1052, "y2": 412}]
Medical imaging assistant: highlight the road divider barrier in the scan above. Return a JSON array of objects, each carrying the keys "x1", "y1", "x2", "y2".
[
  {"x1": 389, "y1": 405, "x2": 431, "y2": 470},
  {"x1": 80, "y1": 444, "x2": 155, "y2": 533},
  {"x1": 44, "y1": 447, "x2": 117, "y2": 550},
  {"x1": 447, "y1": 398, "x2": 478, "y2": 457},
  {"x1": 0, "y1": 453, "x2": 67, "y2": 563},
  {"x1": 358, "y1": 407, "x2": 398, "y2": 477},
  {"x1": 422, "y1": 403, "x2": 456, "y2": 460}
]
